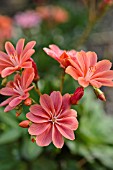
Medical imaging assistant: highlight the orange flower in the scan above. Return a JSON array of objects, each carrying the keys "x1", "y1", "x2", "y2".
[
  {"x1": 36, "y1": 5, "x2": 69, "y2": 23},
  {"x1": 0, "y1": 15, "x2": 13, "y2": 50},
  {"x1": 66, "y1": 51, "x2": 113, "y2": 88},
  {"x1": 0, "y1": 15, "x2": 12, "y2": 40},
  {"x1": 43, "y1": 44, "x2": 76, "y2": 68}
]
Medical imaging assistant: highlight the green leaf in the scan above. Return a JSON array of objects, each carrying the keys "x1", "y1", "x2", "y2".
[
  {"x1": 21, "y1": 137, "x2": 43, "y2": 160},
  {"x1": 0, "y1": 128, "x2": 22, "y2": 145},
  {"x1": 89, "y1": 145, "x2": 113, "y2": 169},
  {"x1": 0, "y1": 108, "x2": 18, "y2": 128}
]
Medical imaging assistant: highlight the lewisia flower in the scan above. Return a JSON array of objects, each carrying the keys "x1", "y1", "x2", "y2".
[
  {"x1": 43, "y1": 44, "x2": 77, "y2": 68},
  {"x1": 0, "y1": 68, "x2": 34, "y2": 112},
  {"x1": 65, "y1": 51, "x2": 113, "y2": 88},
  {"x1": 0, "y1": 15, "x2": 13, "y2": 50},
  {"x1": 26, "y1": 91, "x2": 78, "y2": 148},
  {"x1": 0, "y1": 38, "x2": 36, "y2": 78},
  {"x1": 14, "y1": 10, "x2": 41, "y2": 29},
  {"x1": 36, "y1": 5, "x2": 69, "y2": 23}
]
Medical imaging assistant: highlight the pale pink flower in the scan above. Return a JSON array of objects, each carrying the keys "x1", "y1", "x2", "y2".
[
  {"x1": 0, "y1": 38, "x2": 36, "y2": 78},
  {"x1": 14, "y1": 10, "x2": 41, "y2": 29},
  {"x1": 43, "y1": 44, "x2": 77, "y2": 68},
  {"x1": 0, "y1": 68, "x2": 34, "y2": 112},
  {"x1": 65, "y1": 51, "x2": 113, "y2": 88},
  {"x1": 26, "y1": 91, "x2": 78, "y2": 148}
]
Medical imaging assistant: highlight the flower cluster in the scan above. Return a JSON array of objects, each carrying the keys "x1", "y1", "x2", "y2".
[{"x1": 0, "y1": 39, "x2": 113, "y2": 148}]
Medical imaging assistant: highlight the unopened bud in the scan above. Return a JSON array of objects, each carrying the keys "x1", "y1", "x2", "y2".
[
  {"x1": 1, "y1": 78, "x2": 7, "y2": 86},
  {"x1": 24, "y1": 98, "x2": 32, "y2": 106},
  {"x1": 93, "y1": 87, "x2": 106, "y2": 101},
  {"x1": 16, "y1": 112, "x2": 21, "y2": 117},
  {"x1": 31, "y1": 136, "x2": 36, "y2": 143},
  {"x1": 28, "y1": 58, "x2": 40, "y2": 82},
  {"x1": 19, "y1": 120, "x2": 31, "y2": 128},
  {"x1": 70, "y1": 87, "x2": 84, "y2": 105}
]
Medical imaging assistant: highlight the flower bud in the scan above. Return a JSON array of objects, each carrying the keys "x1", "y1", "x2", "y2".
[
  {"x1": 19, "y1": 120, "x2": 31, "y2": 128},
  {"x1": 24, "y1": 98, "x2": 32, "y2": 106},
  {"x1": 16, "y1": 112, "x2": 21, "y2": 117},
  {"x1": 31, "y1": 136, "x2": 36, "y2": 143},
  {"x1": 93, "y1": 87, "x2": 106, "y2": 101},
  {"x1": 28, "y1": 58, "x2": 40, "y2": 82},
  {"x1": 70, "y1": 87, "x2": 84, "y2": 105},
  {"x1": 1, "y1": 78, "x2": 7, "y2": 86}
]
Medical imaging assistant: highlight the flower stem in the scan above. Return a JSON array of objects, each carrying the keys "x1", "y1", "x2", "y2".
[
  {"x1": 76, "y1": 1, "x2": 110, "y2": 49},
  {"x1": 34, "y1": 82, "x2": 42, "y2": 96},
  {"x1": 60, "y1": 69, "x2": 65, "y2": 93}
]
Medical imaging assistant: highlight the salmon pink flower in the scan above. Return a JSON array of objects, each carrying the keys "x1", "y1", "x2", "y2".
[
  {"x1": 43, "y1": 44, "x2": 77, "y2": 68},
  {"x1": 65, "y1": 51, "x2": 113, "y2": 88},
  {"x1": 0, "y1": 38, "x2": 36, "y2": 78},
  {"x1": 26, "y1": 91, "x2": 78, "y2": 148},
  {"x1": 0, "y1": 68, "x2": 34, "y2": 112}
]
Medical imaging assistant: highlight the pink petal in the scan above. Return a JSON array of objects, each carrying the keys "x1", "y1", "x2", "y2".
[
  {"x1": 89, "y1": 80, "x2": 102, "y2": 88},
  {"x1": 0, "y1": 51, "x2": 12, "y2": 65},
  {"x1": 40, "y1": 94, "x2": 54, "y2": 115},
  {"x1": 95, "y1": 60, "x2": 112, "y2": 74},
  {"x1": 1, "y1": 67, "x2": 17, "y2": 78},
  {"x1": 21, "y1": 61, "x2": 32, "y2": 68},
  {"x1": 68, "y1": 59, "x2": 83, "y2": 76},
  {"x1": 4, "y1": 105, "x2": 15, "y2": 112},
  {"x1": 91, "y1": 79, "x2": 113, "y2": 87},
  {"x1": 49, "y1": 44, "x2": 62, "y2": 54},
  {"x1": 76, "y1": 51, "x2": 86, "y2": 73},
  {"x1": 62, "y1": 93, "x2": 71, "y2": 111},
  {"x1": 0, "y1": 87, "x2": 16, "y2": 96},
  {"x1": 21, "y1": 68, "x2": 34, "y2": 88},
  {"x1": 0, "y1": 96, "x2": 15, "y2": 106},
  {"x1": 65, "y1": 66, "x2": 80, "y2": 80},
  {"x1": 50, "y1": 91, "x2": 62, "y2": 115},
  {"x1": 16, "y1": 38, "x2": 25, "y2": 56},
  {"x1": 26, "y1": 112, "x2": 48, "y2": 123},
  {"x1": 9, "y1": 97, "x2": 22, "y2": 107},
  {"x1": 28, "y1": 122, "x2": 51, "y2": 135},
  {"x1": 5, "y1": 42, "x2": 16, "y2": 56},
  {"x1": 92, "y1": 70, "x2": 113, "y2": 79},
  {"x1": 0, "y1": 61, "x2": 12, "y2": 67},
  {"x1": 24, "y1": 86, "x2": 34, "y2": 93},
  {"x1": 57, "y1": 117, "x2": 78, "y2": 130},
  {"x1": 22, "y1": 41, "x2": 36, "y2": 56},
  {"x1": 59, "y1": 109, "x2": 77, "y2": 119},
  {"x1": 86, "y1": 51, "x2": 97, "y2": 67},
  {"x1": 14, "y1": 74, "x2": 21, "y2": 82},
  {"x1": 43, "y1": 47, "x2": 58, "y2": 60},
  {"x1": 78, "y1": 77, "x2": 89, "y2": 87},
  {"x1": 21, "y1": 49, "x2": 35, "y2": 63},
  {"x1": 52, "y1": 124, "x2": 64, "y2": 148},
  {"x1": 56, "y1": 124, "x2": 75, "y2": 140},
  {"x1": 30, "y1": 104, "x2": 50, "y2": 118},
  {"x1": 36, "y1": 124, "x2": 52, "y2": 146}
]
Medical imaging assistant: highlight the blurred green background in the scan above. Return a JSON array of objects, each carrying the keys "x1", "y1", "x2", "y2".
[{"x1": 0, "y1": 0, "x2": 113, "y2": 170}]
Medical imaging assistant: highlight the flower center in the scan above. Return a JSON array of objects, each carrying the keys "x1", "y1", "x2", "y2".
[
  {"x1": 50, "y1": 114, "x2": 57, "y2": 123},
  {"x1": 85, "y1": 66, "x2": 96, "y2": 81},
  {"x1": 52, "y1": 117, "x2": 56, "y2": 123}
]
